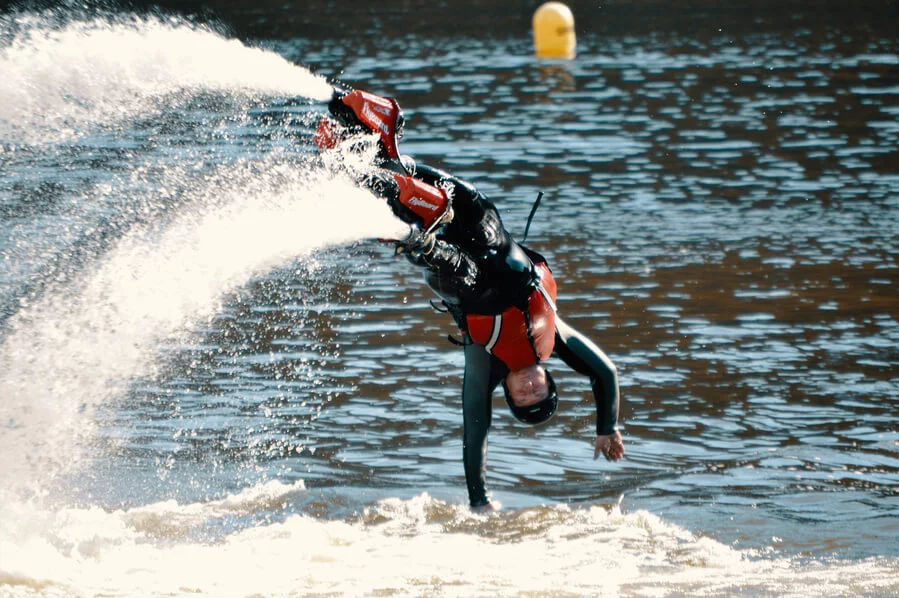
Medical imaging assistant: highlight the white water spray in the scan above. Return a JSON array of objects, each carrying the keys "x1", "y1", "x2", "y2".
[
  {"x1": 0, "y1": 160, "x2": 407, "y2": 496},
  {"x1": 0, "y1": 9, "x2": 405, "y2": 496},
  {"x1": 0, "y1": 12, "x2": 333, "y2": 141}
]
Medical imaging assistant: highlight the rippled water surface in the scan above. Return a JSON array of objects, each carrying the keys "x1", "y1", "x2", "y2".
[
  {"x1": 1, "y1": 3, "x2": 897, "y2": 596},
  {"x1": 231, "y1": 26, "x2": 899, "y2": 554}
]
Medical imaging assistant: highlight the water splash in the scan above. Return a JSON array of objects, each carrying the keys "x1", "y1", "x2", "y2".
[
  {"x1": 0, "y1": 11, "x2": 333, "y2": 142},
  {"x1": 0, "y1": 5, "x2": 407, "y2": 501},
  {"x1": 2, "y1": 486, "x2": 897, "y2": 597},
  {"x1": 0, "y1": 159, "x2": 407, "y2": 498}
]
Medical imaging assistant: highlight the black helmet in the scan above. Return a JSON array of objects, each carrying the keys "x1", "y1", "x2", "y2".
[{"x1": 502, "y1": 370, "x2": 558, "y2": 426}]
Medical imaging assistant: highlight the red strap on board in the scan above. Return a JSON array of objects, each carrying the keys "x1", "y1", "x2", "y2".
[{"x1": 393, "y1": 174, "x2": 451, "y2": 231}]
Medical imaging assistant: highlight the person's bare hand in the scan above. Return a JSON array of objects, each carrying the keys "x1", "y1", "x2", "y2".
[{"x1": 594, "y1": 431, "x2": 625, "y2": 461}]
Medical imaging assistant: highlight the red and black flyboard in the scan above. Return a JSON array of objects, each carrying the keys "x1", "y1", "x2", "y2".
[{"x1": 315, "y1": 88, "x2": 452, "y2": 234}]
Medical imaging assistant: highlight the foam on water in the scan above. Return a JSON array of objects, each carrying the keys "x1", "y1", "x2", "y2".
[
  {"x1": 2, "y1": 482, "x2": 897, "y2": 597},
  {"x1": 0, "y1": 11, "x2": 332, "y2": 142}
]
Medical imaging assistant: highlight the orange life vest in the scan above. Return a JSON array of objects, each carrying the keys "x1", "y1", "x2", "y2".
[{"x1": 464, "y1": 262, "x2": 558, "y2": 371}]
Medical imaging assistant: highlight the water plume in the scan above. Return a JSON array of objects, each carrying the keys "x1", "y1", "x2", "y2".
[
  {"x1": 0, "y1": 160, "x2": 406, "y2": 498},
  {"x1": 0, "y1": 11, "x2": 333, "y2": 142}
]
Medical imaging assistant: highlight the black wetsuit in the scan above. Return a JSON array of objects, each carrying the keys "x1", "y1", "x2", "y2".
[{"x1": 394, "y1": 159, "x2": 621, "y2": 508}]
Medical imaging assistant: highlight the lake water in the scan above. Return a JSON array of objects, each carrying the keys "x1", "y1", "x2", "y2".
[{"x1": 1, "y1": 3, "x2": 897, "y2": 596}]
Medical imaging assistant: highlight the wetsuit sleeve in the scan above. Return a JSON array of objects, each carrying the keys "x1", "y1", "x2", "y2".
[
  {"x1": 553, "y1": 316, "x2": 620, "y2": 435},
  {"x1": 404, "y1": 238, "x2": 479, "y2": 290},
  {"x1": 460, "y1": 341, "x2": 498, "y2": 507}
]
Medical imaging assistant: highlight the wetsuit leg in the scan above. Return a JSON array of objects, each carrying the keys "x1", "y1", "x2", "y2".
[
  {"x1": 553, "y1": 316, "x2": 620, "y2": 435},
  {"x1": 461, "y1": 340, "x2": 506, "y2": 507}
]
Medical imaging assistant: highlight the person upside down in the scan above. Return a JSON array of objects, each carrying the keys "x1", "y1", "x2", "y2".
[{"x1": 315, "y1": 87, "x2": 625, "y2": 509}]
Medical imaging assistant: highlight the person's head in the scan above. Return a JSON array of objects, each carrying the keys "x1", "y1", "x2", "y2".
[{"x1": 502, "y1": 365, "x2": 558, "y2": 425}]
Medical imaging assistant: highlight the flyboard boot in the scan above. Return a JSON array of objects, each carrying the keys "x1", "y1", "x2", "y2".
[
  {"x1": 315, "y1": 87, "x2": 453, "y2": 237},
  {"x1": 315, "y1": 86, "x2": 404, "y2": 163}
]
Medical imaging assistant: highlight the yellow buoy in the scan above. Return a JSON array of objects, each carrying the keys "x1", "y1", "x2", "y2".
[{"x1": 532, "y1": 2, "x2": 576, "y2": 59}]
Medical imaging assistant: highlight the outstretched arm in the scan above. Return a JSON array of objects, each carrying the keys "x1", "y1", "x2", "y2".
[
  {"x1": 460, "y1": 341, "x2": 502, "y2": 508},
  {"x1": 553, "y1": 316, "x2": 624, "y2": 461}
]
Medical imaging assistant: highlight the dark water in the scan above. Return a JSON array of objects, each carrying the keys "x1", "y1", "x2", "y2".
[{"x1": 1, "y1": 2, "x2": 897, "y2": 595}]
